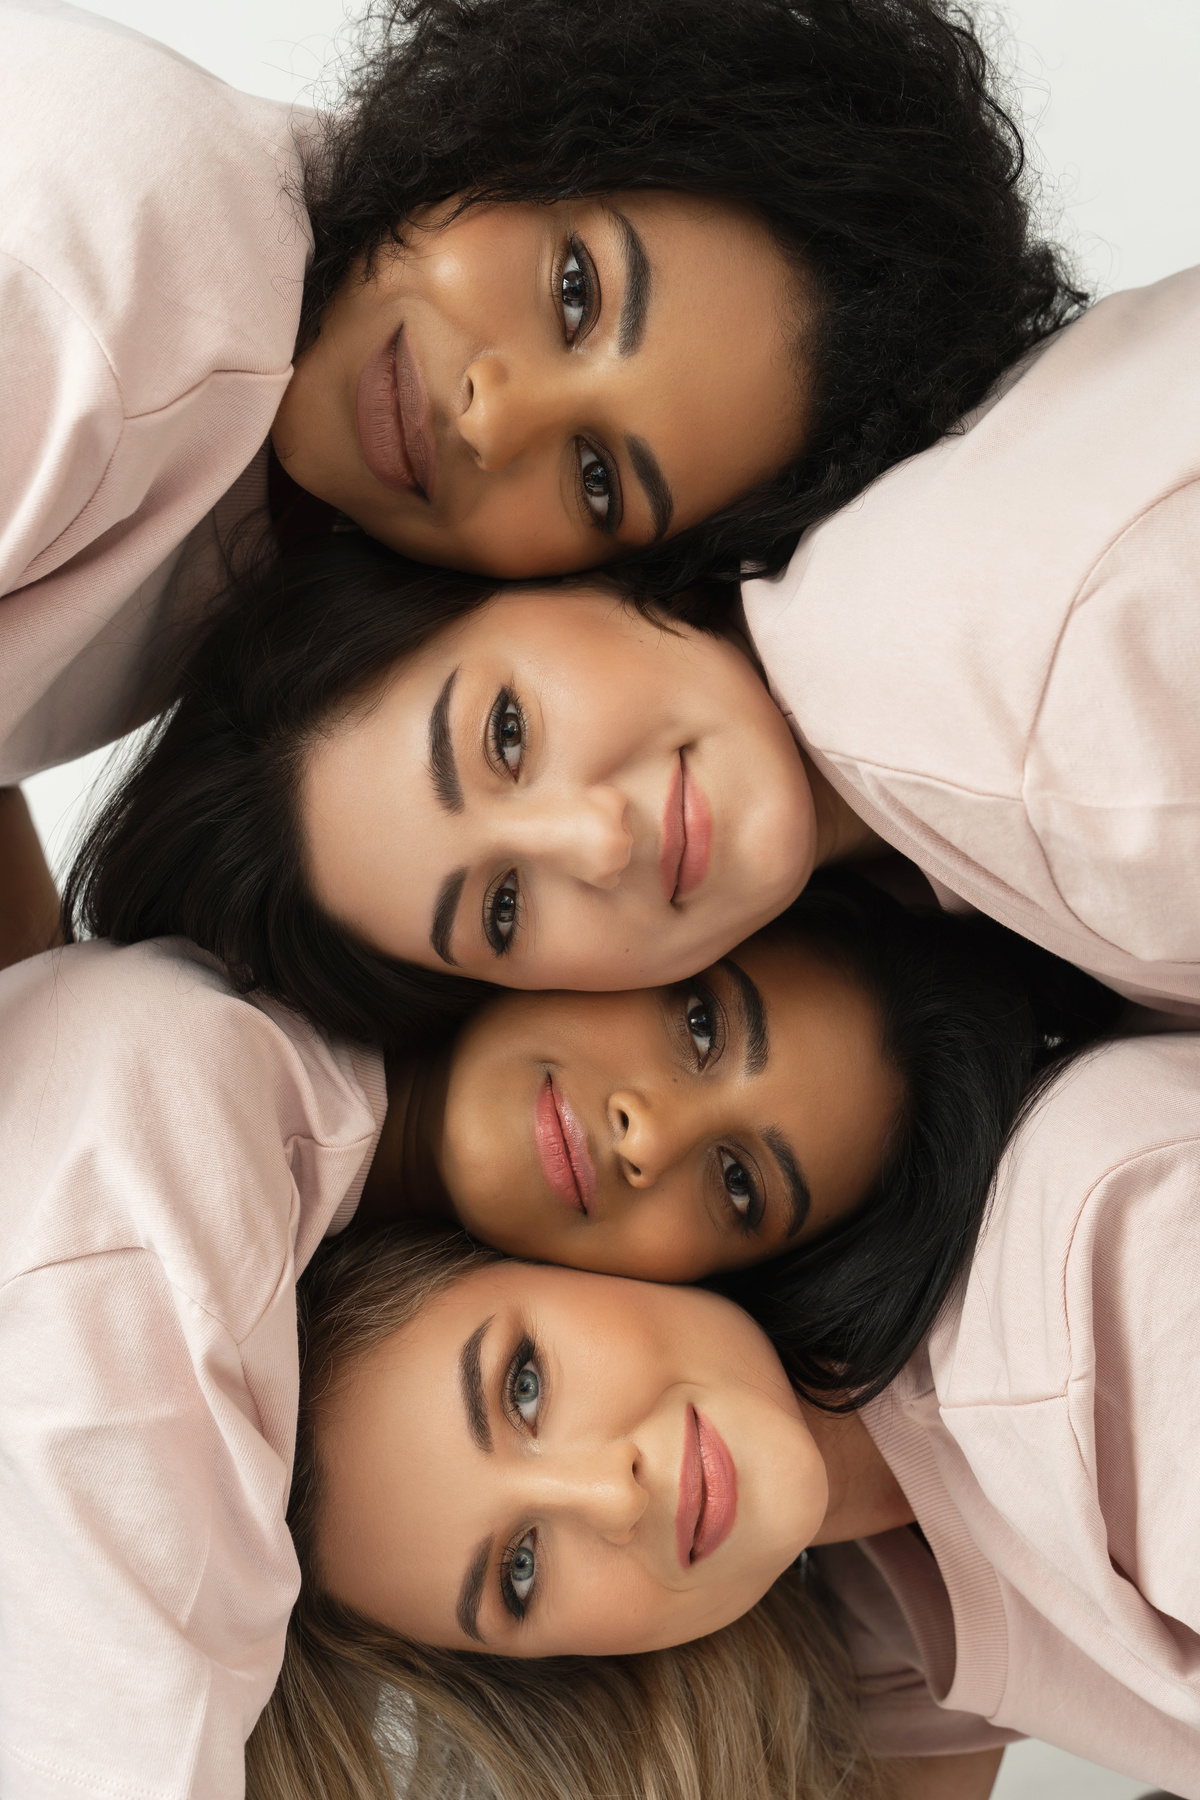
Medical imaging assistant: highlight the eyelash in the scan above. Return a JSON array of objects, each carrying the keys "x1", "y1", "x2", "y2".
[
  {"x1": 484, "y1": 869, "x2": 520, "y2": 957},
  {"x1": 680, "y1": 979, "x2": 727, "y2": 1070},
  {"x1": 500, "y1": 1336, "x2": 542, "y2": 1621},
  {"x1": 679, "y1": 983, "x2": 764, "y2": 1233},
  {"x1": 488, "y1": 687, "x2": 525, "y2": 780},
  {"x1": 557, "y1": 235, "x2": 599, "y2": 344}
]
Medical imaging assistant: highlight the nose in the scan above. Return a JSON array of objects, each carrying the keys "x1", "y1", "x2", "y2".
[
  {"x1": 506, "y1": 786, "x2": 633, "y2": 889},
  {"x1": 457, "y1": 352, "x2": 562, "y2": 472},
  {"x1": 607, "y1": 1088, "x2": 685, "y2": 1188},
  {"x1": 522, "y1": 1439, "x2": 648, "y2": 1545}
]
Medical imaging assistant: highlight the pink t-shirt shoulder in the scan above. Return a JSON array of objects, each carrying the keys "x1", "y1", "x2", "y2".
[
  {"x1": 0, "y1": 938, "x2": 386, "y2": 1800},
  {"x1": 817, "y1": 1035, "x2": 1200, "y2": 1796},
  {"x1": 0, "y1": 0, "x2": 313, "y2": 780},
  {"x1": 744, "y1": 266, "x2": 1200, "y2": 1014}
]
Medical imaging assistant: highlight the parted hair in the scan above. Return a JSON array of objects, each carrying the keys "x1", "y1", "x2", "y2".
[
  {"x1": 302, "y1": 0, "x2": 1086, "y2": 594},
  {"x1": 247, "y1": 1225, "x2": 888, "y2": 1800}
]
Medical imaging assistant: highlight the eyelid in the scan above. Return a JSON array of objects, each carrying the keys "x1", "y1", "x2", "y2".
[
  {"x1": 715, "y1": 1144, "x2": 766, "y2": 1236},
  {"x1": 502, "y1": 1333, "x2": 541, "y2": 1432},
  {"x1": 486, "y1": 685, "x2": 525, "y2": 780},
  {"x1": 558, "y1": 233, "x2": 602, "y2": 346},
  {"x1": 678, "y1": 977, "x2": 728, "y2": 1070},
  {"x1": 577, "y1": 439, "x2": 624, "y2": 538},
  {"x1": 482, "y1": 868, "x2": 520, "y2": 957}
]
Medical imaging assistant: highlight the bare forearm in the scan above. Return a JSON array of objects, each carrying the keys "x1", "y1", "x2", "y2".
[
  {"x1": 880, "y1": 1748, "x2": 1004, "y2": 1800},
  {"x1": 0, "y1": 787, "x2": 62, "y2": 973}
]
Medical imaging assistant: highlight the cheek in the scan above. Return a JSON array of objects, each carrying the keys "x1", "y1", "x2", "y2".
[{"x1": 539, "y1": 1551, "x2": 691, "y2": 1657}]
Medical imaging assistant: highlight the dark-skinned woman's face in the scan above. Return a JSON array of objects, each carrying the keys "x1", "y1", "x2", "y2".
[
  {"x1": 272, "y1": 191, "x2": 813, "y2": 577},
  {"x1": 434, "y1": 928, "x2": 902, "y2": 1281}
]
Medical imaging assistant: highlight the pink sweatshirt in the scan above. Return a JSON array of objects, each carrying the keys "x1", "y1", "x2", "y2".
[
  {"x1": 0, "y1": 939, "x2": 386, "y2": 1800},
  {"x1": 744, "y1": 267, "x2": 1200, "y2": 1015},
  {"x1": 816, "y1": 1034, "x2": 1200, "y2": 1798},
  {"x1": 0, "y1": 0, "x2": 311, "y2": 782}
]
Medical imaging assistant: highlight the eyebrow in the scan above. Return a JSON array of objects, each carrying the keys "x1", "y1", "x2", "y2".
[
  {"x1": 457, "y1": 1534, "x2": 493, "y2": 1643},
  {"x1": 430, "y1": 867, "x2": 467, "y2": 967},
  {"x1": 719, "y1": 958, "x2": 770, "y2": 1077},
  {"x1": 625, "y1": 433, "x2": 675, "y2": 543},
  {"x1": 429, "y1": 668, "x2": 463, "y2": 814},
  {"x1": 613, "y1": 208, "x2": 652, "y2": 356},
  {"x1": 762, "y1": 1125, "x2": 812, "y2": 1239},
  {"x1": 459, "y1": 1315, "x2": 495, "y2": 1454}
]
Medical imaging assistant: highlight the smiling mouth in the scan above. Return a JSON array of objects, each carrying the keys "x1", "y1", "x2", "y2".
[
  {"x1": 676, "y1": 1406, "x2": 738, "y2": 1568},
  {"x1": 354, "y1": 326, "x2": 435, "y2": 500},
  {"x1": 533, "y1": 1075, "x2": 597, "y2": 1215}
]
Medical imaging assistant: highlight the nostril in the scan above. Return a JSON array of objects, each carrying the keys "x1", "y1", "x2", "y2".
[{"x1": 618, "y1": 1109, "x2": 629, "y2": 1132}]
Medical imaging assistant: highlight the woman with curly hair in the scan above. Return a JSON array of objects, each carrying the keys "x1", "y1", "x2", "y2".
[{"x1": 0, "y1": 0, "x2": 1079, "y2": 791}]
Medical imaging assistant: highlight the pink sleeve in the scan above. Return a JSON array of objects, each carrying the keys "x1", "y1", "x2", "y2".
[
  {"x1": 815, "y1": 1543, "x2": 1021, "y2": 1758},
  {"x1": 1025, "y1": 477, "x2": 1200, "y2": 968},
  {"x1": 0, "y1": 1254, "x2": 294, "y2": 1800},
  {"x1": 0, "y1": 248, "x2": 121, "y2": 596},
  {"x1": 1084, "y1": 1137, "x2": 1200, "y2": 1645}
]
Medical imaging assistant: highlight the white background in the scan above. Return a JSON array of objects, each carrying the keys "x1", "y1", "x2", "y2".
[{"x1": 21, "y1": 8, "x2": 1200, "y2": 1793}]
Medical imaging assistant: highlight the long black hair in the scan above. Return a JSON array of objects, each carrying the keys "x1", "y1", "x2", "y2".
[
  {"x1": 62, "y1": 537, "x2": 507, "y2": 1049},
  {"x1": 304, "y1": 0, "x2": 1085, "y2": 594},
  {"x1": 715, "y1": 870, "x2": 1124, "y2": 1408},
  {"x1": 61, "y1": 535, "x2": 723, "y2": 1049}
]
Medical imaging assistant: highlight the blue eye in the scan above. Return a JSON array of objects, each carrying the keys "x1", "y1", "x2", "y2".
[
  {"x1": 512, "y1": 1363, "x2": 540, "y2": 1424},
  {"x1": 506, "y1": 1531, "x2": 537, "y2": 1609}
]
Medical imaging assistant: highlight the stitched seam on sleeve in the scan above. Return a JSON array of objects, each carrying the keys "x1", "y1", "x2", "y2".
[{"x1": 1020, "y1": 475, "x2": 1200, "y2": 933}]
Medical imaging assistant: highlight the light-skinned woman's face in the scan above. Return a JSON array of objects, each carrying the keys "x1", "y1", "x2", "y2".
[
  {"x1": 303, "y1": 587, "x2": 816, "y2": 990},
  {"x1": 437, "y1": 929, "x2": 902, "y2": 1280},
  {"x1": 315, "y1": 1261, "x2": 824, "y2": 1656},
  {"x1": 271, "y1": 192, "x2": 811, "y2": 577}
]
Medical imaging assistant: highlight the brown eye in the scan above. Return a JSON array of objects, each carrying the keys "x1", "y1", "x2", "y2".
[
  {"x1": 685, "y1": 992, "x2": 715, "y2": 1063},
  {"x1": 578, "y1": 445, "x2": 612, "y2": 521},
  {"x1": 484, "y1": 870, "x2": 520, "y2": 955},
  {"x1": 492, "y1": 696, "x2": 524, "y2": 774},
  {"x1": 560, "y1": 246, "x2": 593, "y2": 341}
]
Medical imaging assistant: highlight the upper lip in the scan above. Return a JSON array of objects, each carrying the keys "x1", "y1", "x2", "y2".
[
  {"x1": 658, "y1": 753, "x2": 712, "y2": 903},
  {"x1": 354, "y1": 326, "x2": 437, "y2": 501},
  {"x1": 675, "y1": 1406, "x2": 738, "y2": 1569},
  {"x1": 533, "y1": 1074, "x2": 598, "y2": 1214}
]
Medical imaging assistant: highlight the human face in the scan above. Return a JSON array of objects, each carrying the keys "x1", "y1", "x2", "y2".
[
  {"x1": 303, "y1": 587, "x2": 816, "y2": 990},
  {"x1": 436, "y1": 931, "x2": 902, "y2": 1280},
  {"x1": 315, "y1": 1261, "x2": 824, "y2": 1656},
  {"x1": 271, "y1": 192, "x2": 811, "y2": 578}
]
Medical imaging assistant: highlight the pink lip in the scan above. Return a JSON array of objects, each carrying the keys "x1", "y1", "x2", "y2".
[
  {"x1": 354, "y1": 327, "x2": 436, "y2": 500},
  {"x1": 676, "y1": 1407, "x2": 737, "y2": 1569},
  {"x1": 533, "y1": 1075, "x2": 597, "y2": 1214},
  {"x1": 658, "y1": 753, "x2": 713, "y2": 903}
]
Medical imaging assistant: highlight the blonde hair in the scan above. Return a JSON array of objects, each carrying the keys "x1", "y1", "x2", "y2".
[{"x1": 246, "y1": 1227, "x2": 886, "y2": 1800}]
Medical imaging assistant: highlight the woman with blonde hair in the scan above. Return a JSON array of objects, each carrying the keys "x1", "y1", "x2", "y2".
[{"x1": 248, "y1": 1227, "x2": 912, "y2": 1800}]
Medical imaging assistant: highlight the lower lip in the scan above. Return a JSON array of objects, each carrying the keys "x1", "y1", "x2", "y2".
[
  {"x1": 355, "y1": 328, "x2": 422, "y2": 497},
  {"x1": 676, "y1": 1406, "x2": 738, "y2": 1568},
  {"x1": 532, "y1": 1076, "x2": 594, "y2": 1214}
]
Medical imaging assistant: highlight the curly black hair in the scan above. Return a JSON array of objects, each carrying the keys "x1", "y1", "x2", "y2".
[{"x1": 302, "y1": 0, "x2": 1084, "y2": 594}]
